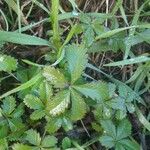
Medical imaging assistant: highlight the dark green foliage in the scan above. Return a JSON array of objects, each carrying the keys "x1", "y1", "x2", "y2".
[{"x1": 0, "y1": 0, "x2": 149, "y2": 149}]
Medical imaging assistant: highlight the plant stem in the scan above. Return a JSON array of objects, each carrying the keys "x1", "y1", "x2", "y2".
[{"x1": 51, "y1": 0, "x2": 61, "y2": 50}]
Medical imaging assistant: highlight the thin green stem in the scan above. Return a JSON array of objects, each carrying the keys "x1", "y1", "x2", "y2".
[{"x1": 51, "y1": 0, "x2": 61, "y2": 50}]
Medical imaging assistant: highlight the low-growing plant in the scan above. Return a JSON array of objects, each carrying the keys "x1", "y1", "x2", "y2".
[{"x1": 0, "y1": 0, "x2": 150, "y2": 149}]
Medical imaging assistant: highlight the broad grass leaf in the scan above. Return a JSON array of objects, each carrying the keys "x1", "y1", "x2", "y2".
[
  {"x1": 0, "y1": 73, "x2": 42, "y2": 100},
  {"x1": 104, "y1": 56, "x2": 150, "y2": 67},
  {"x1": 0, "y1": 31, "x2": 50, "y2": 46},
  {"x1": 136, "y1": 106, "x2": 150, "y2": 132}
]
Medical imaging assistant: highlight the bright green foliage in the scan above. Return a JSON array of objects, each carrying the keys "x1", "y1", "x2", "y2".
[
  {"x1": 42, "y1": 135, "x2": 58, "y2": 148},
  {"x1": 0, "y1": 0, "x2": 149, "y2": 149},
  {"x1": 73, "y1": 82, "x2": 103, "y2": 102},
  {"x1": 0, "y1": 54, "x2": 17, "y2": 72},
  {"x1": 25, "y1": 129, "x2": 41, "y2": 146},
  {"x1": 62, "y1": 137, "x2": 71, "y2": 149},
  {"x1": 13, "y1": 129, "x2": 58, "y2": 150},
  {"x1": 65, "y1": 44, "x2": 88, "y2": 83},
  {"x1": 12, "y1": 143, "x2": 33, "y2": 150},
  {"x1": 0, "y1": 97, "x2": 25, "y2": 141},
  {"x1": 24, "y1": 94, "x2": 44, "y2": 110},
  {"x1": 0, "y1": 138, "x2": 8, "y2": 150},
  {"x1": 100, "y1": 119, "x2": 140, "y2": 150},
  {"x1": 1, "y1": 96, "x2": 16, "y2": 115},
  {"x1": 69, "y1": 90, "x2": 87, "y2": 121}
]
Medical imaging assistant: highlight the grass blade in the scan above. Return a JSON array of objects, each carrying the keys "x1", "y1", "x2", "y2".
[
  {"x1": 136, "y1": 106, "x2": 150, "y2": 132},
  {"x1": 0, "y1": 73, "x2": 42, "y2": 100},
  {"x1": 104, "y1": 56, "x2": 150, "y2": 67},
  {"x1": 0, "y1": 31, "x2": 50, "y2": 46}
]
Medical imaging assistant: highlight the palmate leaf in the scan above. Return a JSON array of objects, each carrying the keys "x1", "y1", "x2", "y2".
[
  {"x1": 43, "y1": 66, "x2": 67, "y2": 88},
  {"x1": 0, "y1": 31, "x2": 50, "y2": 46},
  {"x1": 24, "y1": 94, "x2": 44, "y2": 110},
  {"x1": 65, "y1": 44, "x2": 88, "y2": 83},
  {"x1": 2, "y1": 96, "x2": 16, "y2": 115},
  {"x1": 69, "y1": 90, "x2": 87, "y2": 121},
  {"x1": 47, "y1": 90, "x2": 70, "y2": 116},
  {"x1": 0, "y1": 54, "x2": 17, "y2": 72},
  {"x1": 25, "y1": 129, "x2": 41, "y2": 146},
  {"x1": 99, "y1": 119, "x2": 139, "y2": 150}
]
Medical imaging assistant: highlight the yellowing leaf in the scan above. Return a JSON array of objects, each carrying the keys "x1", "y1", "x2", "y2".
[
  {"x1": 43, "y1": 66, "x2": 67, "y2": 88},
  {"x1": 47, "y1": 90, "x2": 70, "y2": 116}
]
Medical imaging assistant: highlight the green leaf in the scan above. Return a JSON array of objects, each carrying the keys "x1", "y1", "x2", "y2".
[
  {"x1": 84, "y1": 26, "x2": 95, "y2": 47},
  {"x1": 0, "y1": 54, "x2": 17, "y2": 72},
  {"x1": 104, "y1": 56, "x2": 150, "y2": 66},
  {"x1": 65, "y1": 44, "x2": 88, "y2": 83},
  {"x1": 30, "y1": 110, "x2": 45, "y2": 120},
  {"x1": 116, "y1": 119, "x2": 131, "y2": 140},
  {"x1": 74, "y1": 81, "x2": 109, "y2": 102},
  {"x1": 42, "y1": 135, "x2": 58, "y2": 148},
  {"x1": 0, "y1": 31, "x2": 50, "y2": 46},
  {"x1": 95, "y1": 26, "x2": 135, "y2": 40},
  {"x1": 62, "y1": 137, "x2": 71, "y2": 149},
  {"x1": 0, "y1": 125, "x2": 8, "y2": 139},
  {"x1": 2, "y1": 96, "x2": 16, "y2": 115},
  {"x1": 0, "y1": 138, "x2": 8, "y2": 150},
  {"x1": 101, "y1": 120, "x2": 116, "y2": 138},
  {"x1": 46, "y1": 117, "x2": 62, "y2": 134},
  {"x1": 136, "y1": 106, "x2": 150, "y2": 131},
  {"x1": 47, "y1": 90, "x2": 70, "y2": 116},
  {"x1": 12, "y1": 103, "x2": 24, "y2": 118},
  {"x1": 25, "y1": 129, "x2": 41, "y2": 146},
  {"x1": 24, "y1": 94, "x2": 44, "y2": 110},
  {"x1": 0, "y1": 73, "x2": 42, "y2": 100},
  {"x1": 69, "y1": 90, "x2": 87, "y2": 121},
  {"x1": 99, "y1": 136, "x2": 114, "y2": 148},
  {"x1": 73, "y1": 82, "x2": 102, "y2": 102},
  {"x1": 8, "y1": 118, "x2": 25, "y2": 132},
  {"x1": 12, "y1": 143, "x2": 33, "y2": 150},
  {"x1": 118, "y1": 139, "x2": 140, "y2": 150},
  {"x1": 43, "y1": 66, "x2": 67, "y2": 88},
  {"x1": 39, "y1": 81, "x2": 53, "y2": 101}
]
